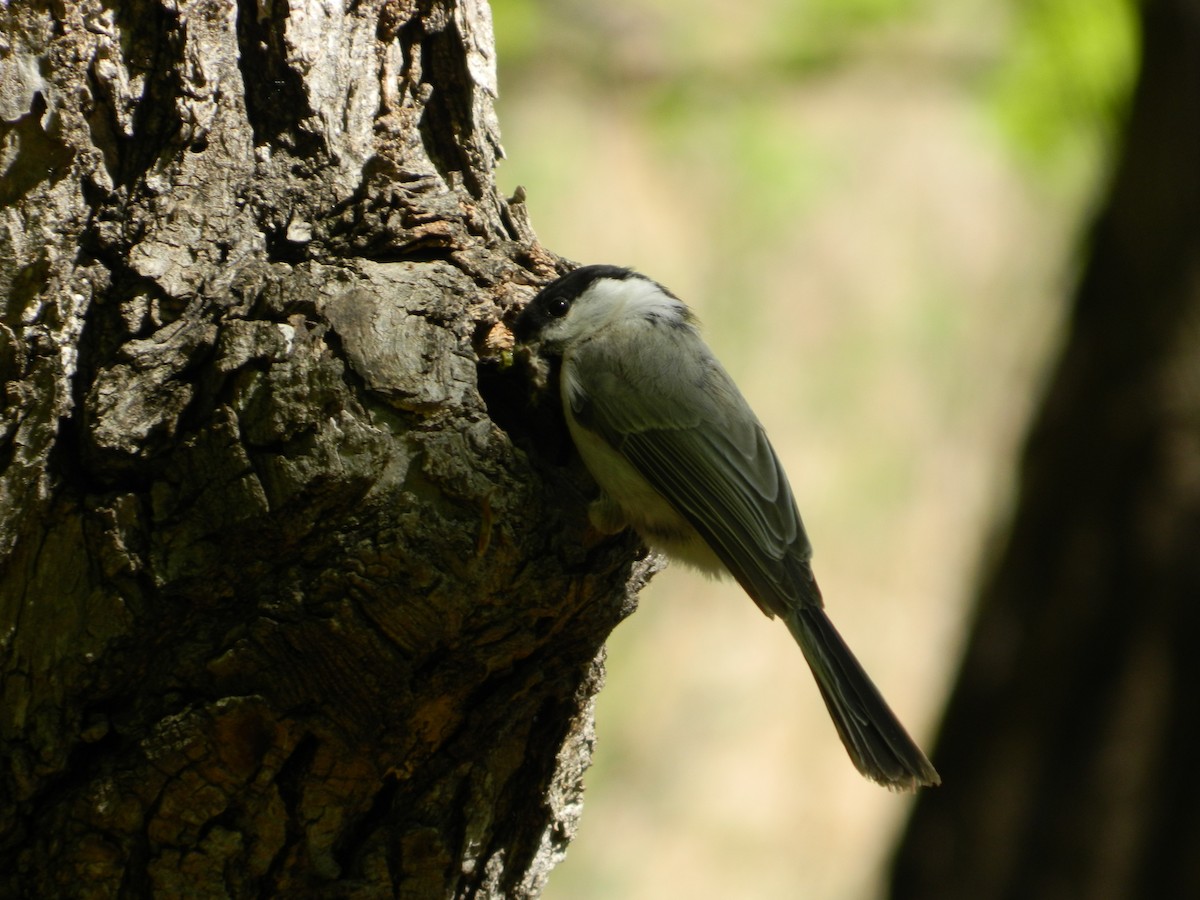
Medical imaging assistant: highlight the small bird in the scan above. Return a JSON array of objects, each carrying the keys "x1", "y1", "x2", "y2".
[{"x1": 514, "y1": 265, "x2": 939, "y2": 790}]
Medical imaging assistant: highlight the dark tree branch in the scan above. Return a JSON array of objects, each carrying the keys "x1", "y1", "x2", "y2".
[{"x1": 890, "y1": 1, "x2": 1200, "y2": 897}]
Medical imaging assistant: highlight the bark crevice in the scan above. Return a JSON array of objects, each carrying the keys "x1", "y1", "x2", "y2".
[{"x1": 0, "y1": 1, "x2": 635, "y2": 896}]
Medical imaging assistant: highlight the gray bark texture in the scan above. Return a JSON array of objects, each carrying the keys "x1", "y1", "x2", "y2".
[
  {"x1": 890, "y1": 0, "x2": 1200, "y2": 897},
  {"x1": 0, "y1": 1, "x2": 650, "y2": 897}
]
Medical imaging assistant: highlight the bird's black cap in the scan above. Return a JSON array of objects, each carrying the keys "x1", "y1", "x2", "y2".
[{"x1": 513, "y1": 265, "x2": 637, "y2": 344}]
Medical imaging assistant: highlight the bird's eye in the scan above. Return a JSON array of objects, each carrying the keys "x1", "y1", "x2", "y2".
[{"x1": 547, "y1": 296, "x2": 570, "y2": 318}]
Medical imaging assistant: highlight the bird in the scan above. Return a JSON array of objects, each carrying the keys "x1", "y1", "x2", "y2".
[{"x1": 513, "y1": 264, "x2": 939, "y2": 790}]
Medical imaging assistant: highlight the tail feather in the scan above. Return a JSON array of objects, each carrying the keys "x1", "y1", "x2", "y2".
[{"x1": 786, "y1": 606, "x2": 939, "y2": 791}]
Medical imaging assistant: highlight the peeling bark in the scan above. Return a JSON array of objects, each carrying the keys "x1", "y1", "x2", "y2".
[{"x1": 0, "y1": 1, "x2": 647, "y2": 896}]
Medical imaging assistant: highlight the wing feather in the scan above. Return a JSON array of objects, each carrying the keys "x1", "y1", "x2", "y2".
[
  {"x1": 562, "y1": 316, "x2": 940, "y2": 788},
  {"x1": 567, "y1": 330, "x2": 818, "y2": 618}
]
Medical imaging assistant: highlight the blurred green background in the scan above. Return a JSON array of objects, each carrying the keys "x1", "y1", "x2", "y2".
[{"x1": 491, "y1": 1, "x2": 1136, "y2": 898}]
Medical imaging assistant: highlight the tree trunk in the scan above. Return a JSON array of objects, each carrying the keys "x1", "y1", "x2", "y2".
[
  {"x1": 890, "y1": 0, "x2": 1200, "y2": 897},
  {"x1": 0, "y1": 1, "x2": 647, "y2": 896}
]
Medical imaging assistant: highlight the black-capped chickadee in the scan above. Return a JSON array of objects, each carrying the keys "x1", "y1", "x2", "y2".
[{"x1": 514, "y1": 265, "x2": 939, "y2": 790}]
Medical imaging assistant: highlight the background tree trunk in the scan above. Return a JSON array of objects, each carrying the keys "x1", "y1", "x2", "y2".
[
  {"x1": 890, "y1": 0, "x2": 1200, "y2": 897},
  {"x1": 0, "y1": 1, "x2": 647, "y2": 896}
]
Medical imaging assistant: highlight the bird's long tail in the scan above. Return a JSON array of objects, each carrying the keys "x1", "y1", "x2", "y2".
[{"x1": 785, "y1": 606, "x2": 940, "y2": 790}]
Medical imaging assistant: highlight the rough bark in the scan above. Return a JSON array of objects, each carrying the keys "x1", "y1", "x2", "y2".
[
  {"x1": 0, "y1": 1, "x2": 648, "y2": 896},
  {"x1": 890, "y1": 1, "x2": 1200, "y2": 897}
]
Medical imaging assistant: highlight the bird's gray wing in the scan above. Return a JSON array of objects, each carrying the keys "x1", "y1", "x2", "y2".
[
  {"x1": 567, "y1": 333, "x2": 819, "y2": 618},
  {"x1": 568, "y1": 331, "x2": 940, "y2": 789}
]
